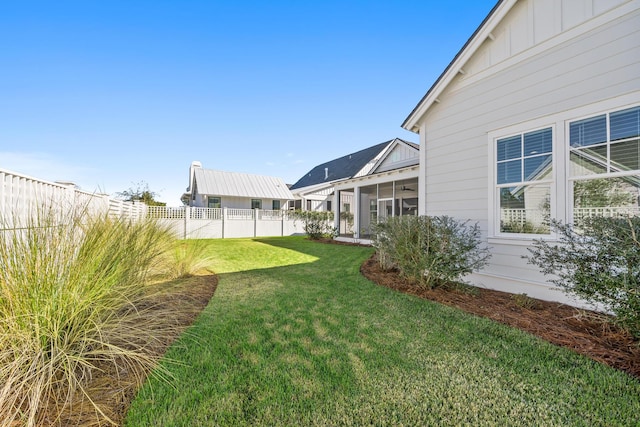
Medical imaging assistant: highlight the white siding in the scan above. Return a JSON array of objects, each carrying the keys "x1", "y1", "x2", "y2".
[
  {"x1": 375, "y1": 143, "x2": 419, "y2": 173},
  {"x1": 460, "y1": 0, "x2": 628, "y2": 81},
  {"x1": 419, "y1": 1, "x2": 640, "y2": 303}
]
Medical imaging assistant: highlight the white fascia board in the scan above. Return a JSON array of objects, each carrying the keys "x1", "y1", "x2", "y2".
[
  {"x1": 290, "y1": 181, "x2": 336, "y2": 197},
  {"x1": 402, "y1": 0, "x2": 517, "y2": 133},
  {"x1": 333, "y1": 165, "x2": 419, "y2": 190}
]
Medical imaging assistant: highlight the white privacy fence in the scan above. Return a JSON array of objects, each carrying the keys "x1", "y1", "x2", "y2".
[
  {"x1": 146, "y1": 206, "x2": 305, "y2": 239},
  {"x1": 0, "y1": 168, "x2": 145, "y2": 230},
  {"x1": 1, "y1": 168, "x2": 306, "y2": 239}
]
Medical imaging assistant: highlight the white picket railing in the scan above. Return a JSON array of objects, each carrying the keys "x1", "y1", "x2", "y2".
[{"x1": 501, "y1": 206, "x2": 640, "y2": 229}]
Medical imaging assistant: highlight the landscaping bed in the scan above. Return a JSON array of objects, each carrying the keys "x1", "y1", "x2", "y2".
[
  {"x1": 59, "y1": 274, "x2": 218, "y2": 426},
  {"x1": 360, "y1": 253, "x2": 640, "y2": 379}
]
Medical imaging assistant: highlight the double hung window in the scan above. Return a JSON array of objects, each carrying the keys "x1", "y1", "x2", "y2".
[
  {"x1": 495, "y1": 128, "x2": 553, "y2": 234},
  {"x1": 569, "y1": 106, "x2": 640, "y2": 222}
]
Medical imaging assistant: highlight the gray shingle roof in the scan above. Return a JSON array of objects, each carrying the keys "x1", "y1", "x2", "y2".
[
  {"x1": 290, "y1": 141, "x2": 392, "y2": 190},
  {"x1": 290, "y1": 139, "x2": 417, "y2": 190},
  {"x1": 194, "y1": 168, "x2": 293, "y2": 199}
]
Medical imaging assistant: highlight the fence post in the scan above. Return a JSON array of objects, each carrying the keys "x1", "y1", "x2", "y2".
[
  {"x1": 222, "y1": 207, "x2": 227, "y2": 239},
  {"x1": 184, "y1": 206, "x2": 190, "y2": 239},
  {"x1": 254, "y1": 208, "x2": 258, "y2": 237}
]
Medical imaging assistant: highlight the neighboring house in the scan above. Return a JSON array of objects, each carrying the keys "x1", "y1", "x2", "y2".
[
  {"x1": 290, "y1": 138, "x2": 420, "y2": 237},
  {"x1": 401, "y1": 0, "x2": 640, "y2": 304},
  {"x1": 182, "y1": 161, "x2": 293, "y2": 210}
]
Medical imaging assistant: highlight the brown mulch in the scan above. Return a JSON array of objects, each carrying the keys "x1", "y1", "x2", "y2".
[
  {"x1": 360, "y1": 253, "x2": 640, "y2": 380},
  {"x1": 56, "y1": 274, "x2": 218, "y2": 426}
]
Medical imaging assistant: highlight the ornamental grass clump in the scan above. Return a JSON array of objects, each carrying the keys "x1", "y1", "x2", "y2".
[
  {"x1": 0, "y1": 206, "x2": 176, "y2": 426},
  {"x1": 372, "y1": 215, "x2": 490, "y2": 288}
]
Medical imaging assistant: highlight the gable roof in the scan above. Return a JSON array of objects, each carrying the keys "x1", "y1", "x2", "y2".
[
  {"x1": 290, "y1": 141, "x2": 390, "y2": 190},
  {"x1": 402, "y1": 0, "x2": 512, "y2": 132},
  {"x1": 290, "y1": 138, "x2": 417, "y2": 190},
  {"x1": 193, "y1": 168, "x2": 293, "y2": 200}
]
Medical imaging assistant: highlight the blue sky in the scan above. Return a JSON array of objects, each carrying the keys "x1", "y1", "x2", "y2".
[{"x1": 0, "y1": 1, "x2": 496, "y2": 204}]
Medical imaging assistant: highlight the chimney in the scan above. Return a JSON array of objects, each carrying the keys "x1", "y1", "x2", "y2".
[
  {"x1": 187, "y1": 161, "x2": 202, "y2": 192},
  {"x1": 324, "y1": 167, "x2": 329, "y2": 180}
]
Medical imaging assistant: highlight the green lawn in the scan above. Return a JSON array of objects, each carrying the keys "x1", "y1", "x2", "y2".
[{"x1": 126, "y1": 236, "x2": 640, "y2": 426}]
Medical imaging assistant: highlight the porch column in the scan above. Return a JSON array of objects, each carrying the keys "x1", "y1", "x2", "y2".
[
  {"x1": 391, "y1": 181, "x2": 396, "y2": 217},
  {"x1": 353, "y1": 186, "x2": 361, "y2": 238},
  {"x1": 333, "y1": 191, "x2": 340, "y2": 232}
]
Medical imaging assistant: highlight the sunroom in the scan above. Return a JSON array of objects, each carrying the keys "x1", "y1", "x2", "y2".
[{"x1": 333, "y1": 164, "x2": 419, "y2": 242}]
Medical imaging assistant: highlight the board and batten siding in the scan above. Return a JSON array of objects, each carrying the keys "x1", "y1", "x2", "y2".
[{"x1": 417, "y1": 0, "x2": 640, "y2": 304}]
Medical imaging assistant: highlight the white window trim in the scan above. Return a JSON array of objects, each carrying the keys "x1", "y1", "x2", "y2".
[
  {"x1": 488, "y1": 92, "x2": 640, "y2": 244},
  {"x1": 488, "y1": 122, "x2": 557, "y2": 241},
  {"x1": 565, "y1": 103, "x2": 640, "y2": 225}
]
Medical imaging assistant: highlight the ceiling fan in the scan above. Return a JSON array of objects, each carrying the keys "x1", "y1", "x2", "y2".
[{"x1": 400, "y1": 186, "x2": 415, "y2": 191}]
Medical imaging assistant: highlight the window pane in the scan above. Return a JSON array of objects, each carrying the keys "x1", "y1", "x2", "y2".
[
  {"x1": 272, "y1": 200, "x2": 281, "y2": 210},
  {"x1": 524, "y1": 155, "x2": 552, "y2": 181},
  {"x1": 524, "y1": 128, "x2": 552, "y2": 156},
  {"x1": 497, "y1": 160, "x2": 521, "y2": 184},
  {"x1": 610, "y1": 106, "x2": 640, "y2": 141},
  {"x1": 573, "y1": 177, "x2": 640, "y2": 223},
  {"x1": 499, "y1": 185, "x2": 550, "y2": 234},
  {"x1": 569, "y1": 115, "x2": 607, "y2": 147},
  {"x1": 610, "y1": 139, "x2": 640, "y2": 172},
  {"x1": 497, "y1": 135, "x2": 521, "y2": 161},
  {"x1": 569, "y1": 146, "x2": 608, "y2": 176}
]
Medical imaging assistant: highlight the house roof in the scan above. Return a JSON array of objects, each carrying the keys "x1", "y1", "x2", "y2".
[
  {"x1": 402, "y1": 0, "x2": 512, "y2": 132},
  {"x1": 193, "y1": 168, "x2": 293, "y2": 200},
  {"x1": 290, "y1": 139, "x2": 417, "y2": 190}
]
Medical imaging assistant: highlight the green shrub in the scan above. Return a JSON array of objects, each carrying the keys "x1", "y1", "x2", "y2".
[
  {"x1": 0, "y1": 207, "x2": 176, "y2": 426},
  {"x1": 372, "y1": 215, "x2": 490, "y2": 288},
  {"x1": 291, "y1": 210, "x2": 335, "y2": 240},
  {"x1": 527, "y1": 217, "x2": 640, "y2": 338}
]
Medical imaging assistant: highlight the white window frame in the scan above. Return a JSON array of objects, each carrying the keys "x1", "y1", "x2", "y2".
[
  {"x1": 566, "y1": 103, "x2": 640, "y2": 224},
  {"x1": 488, "y1": 121, "x2": 558, "y2": 242},
  {"x1": 487, "y1": 93, "x2": 640, "y2": 244}
]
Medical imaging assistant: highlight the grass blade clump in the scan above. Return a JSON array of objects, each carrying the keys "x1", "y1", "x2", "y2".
[
  {"x1": 0, "y1": 205, "x2": 175, "y2": 426},
  {"x1": 158, "y1": 239, "x2": 214, "y2": 280}
]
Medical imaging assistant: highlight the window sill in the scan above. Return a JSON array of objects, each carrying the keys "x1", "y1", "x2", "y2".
[{"x1": 488, "y1": 235, "x2": 558, "y2": 246}]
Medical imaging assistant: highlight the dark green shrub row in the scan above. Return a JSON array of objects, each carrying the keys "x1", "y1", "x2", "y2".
[{"x1": 372, "y1": 215, "x2": 490, "y2": 289}]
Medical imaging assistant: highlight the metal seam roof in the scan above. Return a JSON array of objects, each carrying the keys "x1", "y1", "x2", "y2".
[{"x1": 194, "y1": 168, "x2": 293, "y2": 200}]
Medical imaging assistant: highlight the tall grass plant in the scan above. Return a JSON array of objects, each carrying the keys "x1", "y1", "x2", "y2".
[{"x1": 0, "y1": 205, "x2": 176, "y2": 426}]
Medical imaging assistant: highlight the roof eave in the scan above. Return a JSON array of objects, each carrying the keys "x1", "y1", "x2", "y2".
[{"x1": 401, "y1": 0, "x2": 515, "y2": 133}]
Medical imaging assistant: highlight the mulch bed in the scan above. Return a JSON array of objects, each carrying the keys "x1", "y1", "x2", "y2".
[
  {"x1": 57, "y1": 274, "x2": 219, "y2": 426},
  {"x1": 360, "y1": 253, "x2": 640, "y2": 380}
]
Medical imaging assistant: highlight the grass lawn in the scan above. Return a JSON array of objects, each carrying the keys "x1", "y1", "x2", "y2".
[{"x1": 125, "y1": 236, "x2": 640, "y2": 426}]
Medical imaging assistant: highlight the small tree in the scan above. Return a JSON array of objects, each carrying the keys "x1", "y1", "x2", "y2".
[
  {"x1": 526, "y1": 217, "x2": 640, "y2": 338},
  {"x1": 372, "y1": 215, "x2": 490, "y2": 288},
  {"x1": 117, "y1": 181, "x2": 166, "y2": 206},
  {"x1": 291, "y1": 210, "x2": 335, "y2": 240}
]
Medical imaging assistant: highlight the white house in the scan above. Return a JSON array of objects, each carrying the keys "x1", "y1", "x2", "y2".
[
  {"x1": 289, "y1": 138, "x2": 420, "y2": 237},
  {"x1": 402, "y1": 0, "x2": 640, "y2": 304},
  {"x1": 182, "y1": 161, "x2": 293, "y2": 211}
]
